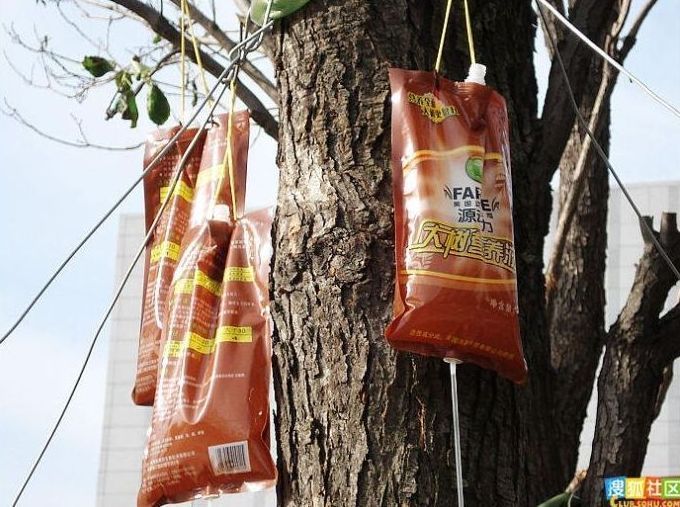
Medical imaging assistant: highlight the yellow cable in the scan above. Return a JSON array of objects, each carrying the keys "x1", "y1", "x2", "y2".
[
  {"x1": 179, "y1": 0, "x2": 187, "y2": 121},
  {"x1": 183, "y1": 0, "x2": 210, "y2": 100},
  {"x1": 435, "y1": 0, "x2": 454, "y2": 73},
  {"x1": 462, "y1": 0, "x2": 476, "y2": 65},
  {"x1": 222, "y1": 80, "x2": 239, "y2": 220}
]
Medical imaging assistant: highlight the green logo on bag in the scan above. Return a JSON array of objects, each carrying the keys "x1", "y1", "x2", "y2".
[{"x1": 465, "y1": 157, "x2": 484, "y2": 183}]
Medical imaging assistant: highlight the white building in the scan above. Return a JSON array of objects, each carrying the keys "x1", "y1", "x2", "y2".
[{"x1": 97, "y1": 182, "x2": 679, "y2": 504}]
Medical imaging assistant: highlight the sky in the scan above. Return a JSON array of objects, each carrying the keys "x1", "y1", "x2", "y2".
[{"x1": 0, "y1": 1, "x2": 678, "y2": 506}]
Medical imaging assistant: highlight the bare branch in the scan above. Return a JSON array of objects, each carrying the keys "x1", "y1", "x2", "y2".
[
  {"x1": 610, "y1": 213, "x2": 680, "y2": 347},
  {"x1": 167, "y1": 0, "x2": 277, "y2": 101},
  {"x1": 544, "y1": 64, "x2": 612, "y2": 297},
  {"x1": 535, "y1": 0, "x2": 631, "y2": 180},
  {"x1": 57, "y1": 2, "x2": 113, "y2": 58},
  {"x1": 619, "y1": 0, "x2": 659, "y2": 59},
  {"x1": 1, "y1": 99, "x2": 143, "y2": 151},
  {"x1": 108, "y1": 0, "x2": 278, "y2": 139}
]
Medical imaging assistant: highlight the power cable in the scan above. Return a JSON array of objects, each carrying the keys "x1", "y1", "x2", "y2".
[
  {"x1": 536, "y1": 1, "x2": 680, "y2": 281},
  {"x1": 535, "y1": 0, "x2": 680, "y2": 121},
  {"x1": 535, "y1": 0, "x2": 680, "y2": 122}
]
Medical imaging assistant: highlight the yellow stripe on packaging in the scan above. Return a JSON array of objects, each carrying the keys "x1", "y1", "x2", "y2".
[
  {"x1": 163, "y1": 332, "x2": 216, "y2": 357},
  {"x1": 186, "y1": 331, "x2": 216, "y2": 354},
  {"x1": 174, "y1": 270, "x2": 222, "y2": 296},
  {"x1": 402, "y1": 146, "x2": 503, "y2": 175},
  {"x1": 195, "y1": 270, "x2": 221, "y2": 296},
  {"x1": 224, "y1": 266, "x2": 255, "y2": 282},
  {"x1": 160, "y1": 181, "x2": 194, "y2": 204},
  {"x1": 174, "y1": 278, "x2": 194, "y2": 295},
  {"x1": 151, "y1": 241, "x2": 181, "y2": 263},
  {"x1": 216, "y1": 325, "x2": 253, "y2": 343},
  {"x1": 196, "y1": 164, "x2": 226, "y2": 188}
]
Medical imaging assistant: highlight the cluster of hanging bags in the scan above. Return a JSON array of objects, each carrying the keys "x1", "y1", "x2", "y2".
[{"x1": 134, "y1": 112, "x2": 277, "y2": 506}]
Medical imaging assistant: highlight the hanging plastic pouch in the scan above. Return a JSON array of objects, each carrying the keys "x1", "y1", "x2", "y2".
[
  {"x1": 134, "y1": 126, "x2": 206, "y2": 406},
  {"x1": 138, "y1": 112, "x2": 275, "y2": 506},
  {"x1": 385, "y1": 68, "x2": 527, "y2": 384}
]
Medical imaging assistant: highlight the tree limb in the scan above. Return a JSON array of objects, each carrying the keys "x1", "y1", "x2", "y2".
[
  {"x1": 544, "y1": 63, "x2": 612, "y2": 297},
  {"x1": 1, "y1": 99, "x2": 143, "y2": 151},
  {"x1": 538, "y1": 0, "x2": 566, "y2": 56},
  {"x1": 611, "y1": 213, "x2": 680, "y2": 344},
  {"x1": 535, "y1": 0, "x2": 624, "y2": 180},
  {"x1": 619, "y1": 0, "x2": 659, "y2": 59},
  {"x1": 109, "y1": 0, "x2": 279, "y2": 139},
  {"x1": 167, "y1": 0, "x2": 278, "y2": 101},
  {"x1": 543, "y1": 0, "x2": 658, "y2": 296}
]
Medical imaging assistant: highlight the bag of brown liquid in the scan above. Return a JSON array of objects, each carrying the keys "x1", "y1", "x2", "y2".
[
  {"x1": 134, "y1": 126, "x2": 206, "y2": 405},
  {"x1": 385, "y1": 68, "x2": 527, "y2": 384},
  {"x1": 138, "y1": 112, "x2": 276, "y2": 506}
]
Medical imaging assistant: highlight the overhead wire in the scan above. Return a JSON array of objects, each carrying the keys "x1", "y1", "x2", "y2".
[
  {"x1": 535, "y1": 0, "x2": 680, "y2": 122},
  {"x1": 536, "y1": 1, "x2": 680, "y2": 281},
  {"x1": 9, "y1": 8, "x2": 276, "y2": 504}
]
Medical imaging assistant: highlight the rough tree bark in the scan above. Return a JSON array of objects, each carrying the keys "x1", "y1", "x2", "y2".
[
  {"x1": 270, "y1": 1, "x2": 562, "y2": 505},
  {"x1": 582, "y1": 214, "x2": 680, "y2": 505},
  {"x1": 261, "y1": 0, "x2": 668, "y2": 505}
]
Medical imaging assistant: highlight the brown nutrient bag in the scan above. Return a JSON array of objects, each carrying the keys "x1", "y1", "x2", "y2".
[
  {"x1": 134, "y1": 126, "x2": 206, "y2": 406},
  {"x1": 138, "y1": 112, "x2": 276, "y2": 506},
  {"x1": 385, "y1": 69, "x2": 527, "y2": 384}
]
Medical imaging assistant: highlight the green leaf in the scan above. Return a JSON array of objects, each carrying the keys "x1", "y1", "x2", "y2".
[
  {"x1": 465, "y1": 156, "x2": 484, "y2": 184},
  {"x1": 152, "y1": 34, "x2": 162, "y2": 44},
  {"x1": 250, "y1": 0, "x2": 312, "y2": 26},
  {"x1": 537, "y1": 492, "x2": 581, "y2": 507},
  {"x1": 122, "y1": 93, "x2": 139, "y2": 128},
  {"x1": 114, "y1": 90, "x2": 139, "y2": 128},
  {"x1": 82, "y1": 56, "x2": 115, "y2": 78},
  {"x1": 147, "y1": 84, "x2": 170, "y2": 126}
]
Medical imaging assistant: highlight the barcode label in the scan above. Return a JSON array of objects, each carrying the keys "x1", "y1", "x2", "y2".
[{"x1": 208, "y1": 441, "x2": 251, "y2": 475}]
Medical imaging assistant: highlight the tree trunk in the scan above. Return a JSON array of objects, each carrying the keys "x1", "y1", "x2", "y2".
[
  {"x1": 547, "y1": 67, "x2": 611, "y2": 481},
  {"x1": 582, "y1": 217, "x2": 680, "y2": 505},
  {"x1": 270, "y1": 1, "x2": 564, "y2": 505},
  {"x1": 583, "y1": 341, "x2": 667, "y2": 504}
]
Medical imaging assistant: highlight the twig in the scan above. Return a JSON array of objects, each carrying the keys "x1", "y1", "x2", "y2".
[{"x1": 1, "y1": 99, "x2": 143, "y2": 151}]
